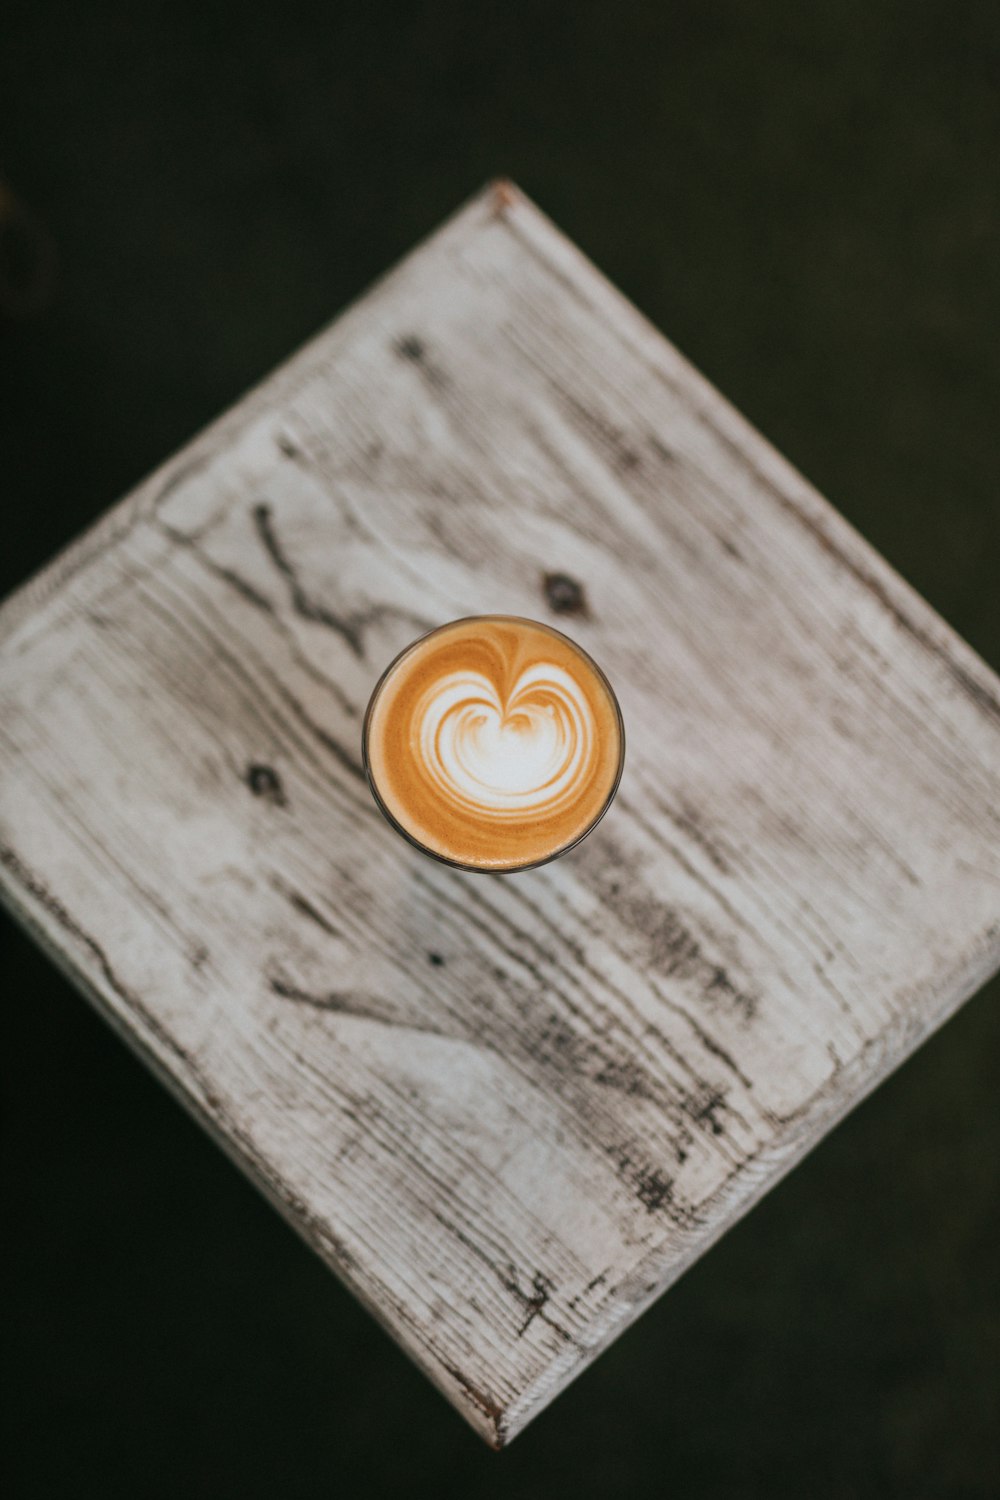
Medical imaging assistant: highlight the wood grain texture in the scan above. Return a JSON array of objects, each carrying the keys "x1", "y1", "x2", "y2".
[{"x1": 2, "y1": 181, "x2": 999, "y2": 1446}]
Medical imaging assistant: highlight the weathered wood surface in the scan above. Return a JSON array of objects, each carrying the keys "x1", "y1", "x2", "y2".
[{"x1": 2, "y1": 181, "x2": 999, "y2": 1446}]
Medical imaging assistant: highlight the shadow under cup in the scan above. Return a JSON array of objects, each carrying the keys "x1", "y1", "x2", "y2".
[{"x1": 362, "y1": 615, "x2": 625, "y2": 874}]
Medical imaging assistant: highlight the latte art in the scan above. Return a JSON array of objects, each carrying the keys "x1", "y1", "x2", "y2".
[
  {"x1": 418, "y1": 664, "x2": 593, "y2": 816},
  {"x1": 363, "y1": 617, "x2": 624, "y2": 871}
]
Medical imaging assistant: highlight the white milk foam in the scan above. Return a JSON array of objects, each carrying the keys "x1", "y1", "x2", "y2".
[{"x1": 415, "y1": 662, "x2": 593, "y2": 818}]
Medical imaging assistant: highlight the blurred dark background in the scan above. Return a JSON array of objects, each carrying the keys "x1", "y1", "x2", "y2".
[{"x1": 2, "y1": 2, "x2": 998, "y2": 1496}]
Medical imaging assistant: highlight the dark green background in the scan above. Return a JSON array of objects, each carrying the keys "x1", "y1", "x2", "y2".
[{"x1": 2, "y1": 3, "x2": 998, "y2": 1495}]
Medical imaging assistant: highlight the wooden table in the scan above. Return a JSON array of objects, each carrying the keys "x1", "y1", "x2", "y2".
[{"x1": 2, "y1": 181, "x2": 999, "y2": 1447}]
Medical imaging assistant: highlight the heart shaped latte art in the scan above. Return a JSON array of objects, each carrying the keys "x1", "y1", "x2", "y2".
[
  {"x1": 364, "y1": 616, "x2": 624, "y2": 870},
  {"x1": 415, "y1": 662, "x2": 594, "y2": 819}
]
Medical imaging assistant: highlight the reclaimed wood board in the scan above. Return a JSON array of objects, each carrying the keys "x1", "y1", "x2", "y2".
[{"x1": 2, "y1": 181, "x2": 999, "y2": 1446}]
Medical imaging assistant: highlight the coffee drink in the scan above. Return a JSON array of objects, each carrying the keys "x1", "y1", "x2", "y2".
[{"x1": 363, "y1": 615, "x2": 624, "y2": 871}]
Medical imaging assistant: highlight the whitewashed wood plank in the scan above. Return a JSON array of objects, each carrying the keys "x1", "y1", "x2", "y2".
[{"x1": 1, "y1": 180, "x2": 999, "y2": 1446}]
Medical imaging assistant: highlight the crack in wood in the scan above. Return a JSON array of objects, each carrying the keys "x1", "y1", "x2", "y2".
[
  {"x1": 270, "y1": 875, "x2": 341, "y2": 938},
  {"x1": 515, "y1": 1271, "x2": 555, "y2": 1337},
  {"x1": 155, "y1": 518, "x2": 360, "y2": 718},
  {"x1": 159, "y1": 519, "x2": 277, "y2": 614},
  {"x1": 268, "y1": 972, "x2": 447, "y2": 1040},
  {"x1": 251, "y1": 500, "x2": 433, "y2": 670},
  {"x1": 429, "y1": 1209, "x2": 576, "y2": 1348},
  {"x1": 252, "y1": 501, "x2": 367, "y2": 655}
]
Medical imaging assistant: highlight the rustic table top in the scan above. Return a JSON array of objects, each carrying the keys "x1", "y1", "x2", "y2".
[{"x1": 2, "y1": 181, "x2": 999, "y2": 1446}]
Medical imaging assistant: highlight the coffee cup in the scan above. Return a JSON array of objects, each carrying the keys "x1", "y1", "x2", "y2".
[{"x1": 362, "y1": 615, "x2": 625, "y2": 872}]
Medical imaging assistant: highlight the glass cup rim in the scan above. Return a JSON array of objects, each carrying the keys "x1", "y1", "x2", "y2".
[{"x1": 361, "y1": 613, "x2": 626, "y2": 874}]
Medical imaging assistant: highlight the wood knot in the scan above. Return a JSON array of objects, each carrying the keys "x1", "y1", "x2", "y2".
[
  {"x1": 543, "y1": 571, "x2": 588, "y2": 616},
  {"x1": 395, "y1": 334, "x2": 426, "y2": 363},
  {"x1": 245, "y1": 763, "x2": 288, "y2": 808}
]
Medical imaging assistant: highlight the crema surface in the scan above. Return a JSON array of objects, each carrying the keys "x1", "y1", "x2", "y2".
[{"x1": 364, "y1": 617, "x2": 624, "y2": 870}]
